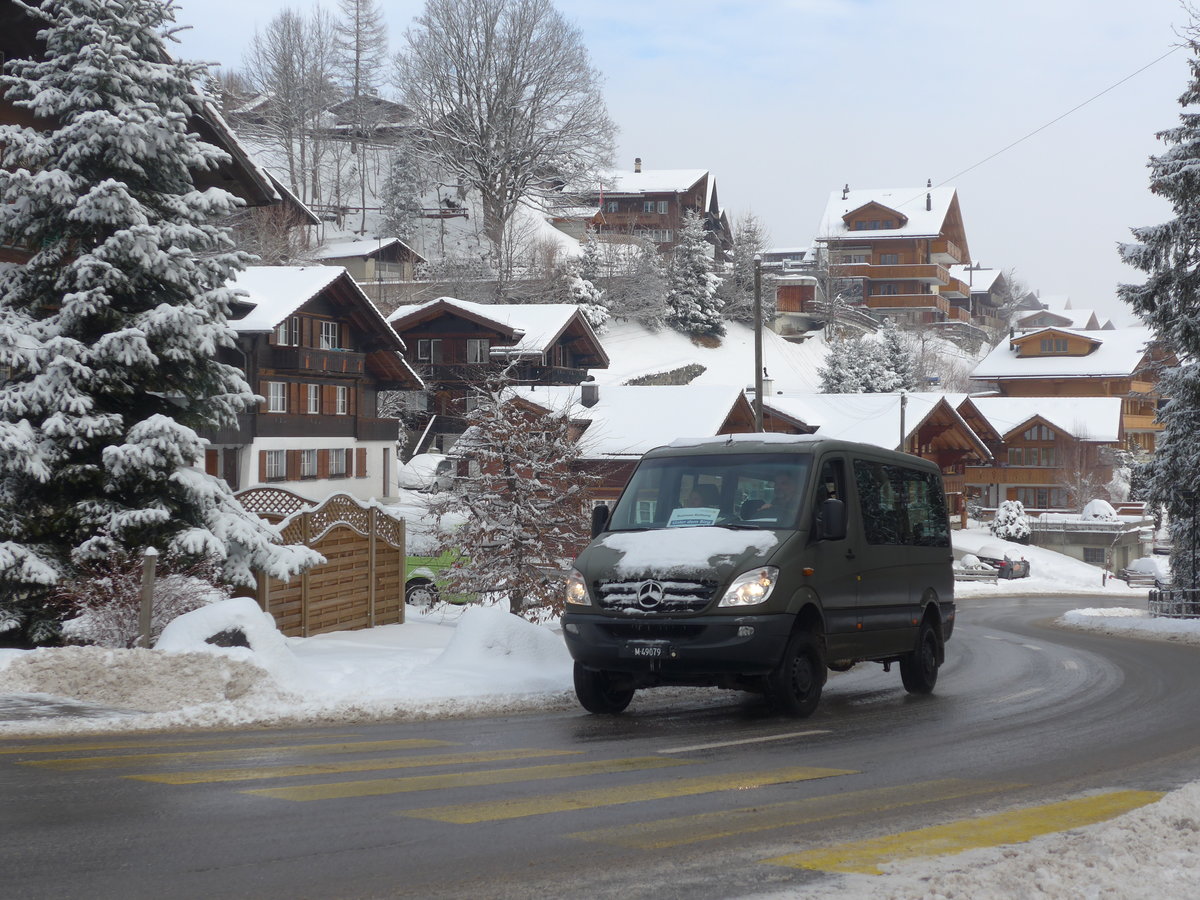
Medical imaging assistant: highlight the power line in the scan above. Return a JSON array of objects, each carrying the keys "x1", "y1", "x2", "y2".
[{"x1": 930, "y1": 45, "x2": 1183, "y2": 194}]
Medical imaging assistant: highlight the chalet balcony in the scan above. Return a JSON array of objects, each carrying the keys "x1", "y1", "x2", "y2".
[
  {"x1": 838, "y1": 263, "x2": 949, "y2": 284},
  {"x1": 942, "y1": 473, "x2": 966, "y2": 494},
  {"x1": 421, "y1": 362, "x2": 588, "y2": 386},
  {"x1": 939, "y1": 276, "x2": 971, "y2": 299},
  {"x1": 267, "y1": 345, "x2": 366, "y2": 376},
  {"x1": 865, "y1": 294, "x2": 950, "y2": 316},
  {"x1": 963, "y1": 465, "x2": 1061, "y2": 486},
  {"x1": 947, "y1": 305, "x2": 970, "y2": 323},
  {"x1": 1123, "y1": 414, "x2": 1163, "y2": 431},
  {"x1": 255, "y1": 413, "x2": 356, "y2": 438},
  {"x1": 930, "y1": 239, "x2": 965, "y2": 264}
]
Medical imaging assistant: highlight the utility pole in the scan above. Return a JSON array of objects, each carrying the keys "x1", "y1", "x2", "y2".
[{"x1": 753, "y1": 255, "x2": 763, "y2": 432}]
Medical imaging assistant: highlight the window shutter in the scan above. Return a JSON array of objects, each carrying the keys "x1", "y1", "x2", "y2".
[
  {"x1": 317, "y1": 449, "x2": 329, "y2": 479},
  {"x1": 286, "y1": 449, "x2": 301, "y2": 481},
  {"x1": 204, "y1": 449, "x2": 219, "y2": 476},
  {"x1": 258, "y1": 381, "x2": 269, "y2": 414},
  {"x1": 258, "y1": 450, "x2": 267, "y2": 482},
  {"x1": 288, "y1": 382, "x2": 300, "y2": 415},
  {"x1": 356, "y1": 447, "x2": 367, "y2": 478},
  {"x1": 346, "y1": 448, "x2": 354, "y2": 477},
  {"x1": 322, "y1": 384, "x2": 336, "y2": 412}
]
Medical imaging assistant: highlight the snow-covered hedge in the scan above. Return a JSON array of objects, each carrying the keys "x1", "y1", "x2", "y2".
[{"x1": 990, "y1": 500, "x2": 1032, "y2": 543}]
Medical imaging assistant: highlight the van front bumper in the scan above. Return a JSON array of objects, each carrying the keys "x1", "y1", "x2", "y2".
[{"x1": 561, "y1": 611, "x2": 795, "y2": 681}]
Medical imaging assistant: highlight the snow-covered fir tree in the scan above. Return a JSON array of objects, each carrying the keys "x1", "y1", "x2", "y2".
[
  {"x1": 0, "y1": 0, "x2": 317, "y2": 643},
  {"x1": 877, "y1": 319, "x2": 918, "y2": 392},
  {"x1": 819, "y1": 335, "x2": 890, "y2": 393},
  {"x1": 1118, "y1": 17, "x2": 1200, "y2": 589},
  {"x1": 560, "y1": 269, "x2": 609, "y2": 332},
  {"x1": 425, "y1": 372, "x2": 595, "y2": 620},
  {"x1": 606, "y1": 237, "x2": 668, "y2": 327},
  {"x1": 720, "y1": 212, "x2": 773, "y2": 325},
  {"x1": 990, "y1": 500, "x2": 1031, "y2": 543},
  {"x1": 379, "y1": 138, "x2": 425, "y2": 241},
  {"x1": 579, "y1": 228, "x2": 603, "y2": 284},
  {"x1": 666, "y1": 210, "x2": 724, "y2": 337}
]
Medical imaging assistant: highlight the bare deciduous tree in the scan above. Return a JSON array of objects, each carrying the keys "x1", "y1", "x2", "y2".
[
  {"x1": 396, "y1": 0, "x2": 616, "y2": 252},
  {"x1": 335, "y1": 0, "x2": 390, "y2": 232}
]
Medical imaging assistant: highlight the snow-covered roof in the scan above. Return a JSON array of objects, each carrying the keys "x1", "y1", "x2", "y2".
[
  {"x1": 387, "y1": 297, "x2": 601, "y2": 358},
  {"x1": 949, "y1": 265, "x2": 1002, "y2": 293},
  {"x1": 1016, "y1": 308, "x2": 1101, "y2": 331},
  {"x1": 229, "y1": 266, "x2": 349, "y2": 332},
  {"x1": 310, "y1": 237, "x2": 422, "y2": 262},
  {"x1": 594, "y1": 168, "x2": 708, "y2": 195},
  {"x1": 520, "y1": 384, "x2": 750, "y2": 458},
  {"x1": 592, "y1": 318, "x2": 828, "y2": 393},
  {"x1": 971, "y1": 327, "x2": 1153, "y2": 380},
  {"x1": 762, "y1": 392, "x2": 981, "y2": 452},
  {"x1": 964, "y1": 397, "x2": 1124, "y2": 442},
  {"x1": 815, "y1": 186, "x2": 959, "y2": 241}
]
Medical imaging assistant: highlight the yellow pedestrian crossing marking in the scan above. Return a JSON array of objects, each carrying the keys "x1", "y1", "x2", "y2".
[
  {"x1": 244, "y1": 756, "x2": 690, "y2": 802},
  {"x1": 129, "y1": 748, "x2": 582, "y2": 784},
  {"x1": 569, "y1": 778, "x2": 1018, "y2": 849},
  {"x1": 21, "y1": 739, "x2": 451, "y2": 771},
  {"x1": 763, "y1": 790, "x2": 1165, "y2": 874},
  {"x1": 403, "y1": 766, "x2": 855, "y2": 824}
]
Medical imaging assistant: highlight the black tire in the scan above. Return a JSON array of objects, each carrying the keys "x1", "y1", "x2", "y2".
[
  {"x1": 900, "y1": 619, "x2": 941, "y2": 694},
  {"x1": 764, "y1": 630, "x2": 825, "y2": 717},
  {"x1": 573, "y1": 662, "x2": 635, "y2": 714},
  {"x1": 405, "y1": 577, "x2": 440, "y2": 608}
]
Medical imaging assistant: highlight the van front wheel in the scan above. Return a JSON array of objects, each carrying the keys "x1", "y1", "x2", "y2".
[
  {"x1": 573, "y1": 663, "x2": 635, "y2": 714},
  {"x1": 900, "y1": 620, "x2": 940, "y2": 694},
  {"x1": 765, "y1": 630, "x2": 825, "y2": 717}
]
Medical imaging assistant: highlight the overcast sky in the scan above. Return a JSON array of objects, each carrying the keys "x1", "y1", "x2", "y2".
[{"x1": 174, "y1": 0, "x2": 1192, "y2": 324}]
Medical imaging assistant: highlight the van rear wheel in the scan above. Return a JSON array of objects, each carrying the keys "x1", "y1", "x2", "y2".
[
  {"x1": 900, "y1": 619, "x2": 941, "y2": 694},
  {"x1": 765, "y1": 630, "x2": 825, "y2": 717},
  {"x1": 573, "y1": 663, "x2": 635, "y2": 714}
]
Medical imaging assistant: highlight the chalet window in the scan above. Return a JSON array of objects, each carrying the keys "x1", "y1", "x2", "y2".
[
  {"x1": 417, "y1": 339, "x2": 442, "y2": 362},
  {"x1": 1039, "y1": 338, "x2": 1068, "y2": 353},
  {"x1": 329, "y1": 448, "x2": 347, "y2": 477},
  {"x1": 1008, "y1": 446, "x2": 1057, "y2": 467},
  {"x1": 854, "y1": 221, "x2": 867, "y2": 230},
  {"x1": 1015, "y1": 487, "x2": 1067, "y2": 509},
  {"x1": 265, "y1": 449, "x2": 286, "y2": 480},
  {"x1": 300, "y1": 449, "x2": 318, "y2": 478},
  {"x1": 267, "y1": 382, "x2": 287, "y2": 413},
  {"x1": 657, "y1": 200, "x2": 669, "y2": 214},
  {"x1": 842, "y1": 254, "x2": 867, "y2": 265},
  {"x1": 643, "y1": 200, "x2": 656, "y2": 213},
  {"x1": 320, "y1": 320, "x2": 340, "y2": 350},
  {"x1": 466, "y1": 338, "x2": 490, "y2": 364},
  {"x1": 307, "y1": 384, "x2": 320, "y2": 414},
  {"x1": 604, "y1": 200, "x2": 619, "y2": 213},
  {"x1": 880, "y1": 253, "x2": 899, "y2": 265},
  {"x1": 336, "y1": 385, "x2": 348, "y2": 415},
  {"x1": 1023, "y1": 424, "x2": 1056, "y2": 441},
  {"x1": 880, "y1": 284, "x2": 899, "y2": 296},
  {"x1": 1083, "y1": 547, "x2": 1107, "y2": 564},
  {"x1": 275, "y1": 317, "x2": 299, "y2": 346}
]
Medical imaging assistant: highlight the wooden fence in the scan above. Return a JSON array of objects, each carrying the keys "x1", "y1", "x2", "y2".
[{"x1": 236, "y1": 488, "x2": 406, "y2": 637}]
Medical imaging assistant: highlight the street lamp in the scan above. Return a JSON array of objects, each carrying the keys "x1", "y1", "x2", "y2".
[{"x1": 753, "y1": 254, "x2": 763, "y2": 433}]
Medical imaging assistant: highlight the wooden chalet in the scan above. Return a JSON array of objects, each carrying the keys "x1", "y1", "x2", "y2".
[
  {"x1": 957, "y1": 396, "x2": 1125, "y2": 511},
  {"x1": 312, "y1": 237, "x2": 427, "y2": 286},
  {"x1": 570, "y1": 159, "x2": 732, "y2": 258},
  {"x1": 971, "y1": 326, "x2": 1171, "y2": 453},
  {"x1": 386, "y1": 298, "x2": 609, "y2": 454},
  {"x1": 813, "y1": 184, "x2": 984, "y2": 338},
  {"x1": 201, "y1": 266, "x2": 423, "y2": 500}
]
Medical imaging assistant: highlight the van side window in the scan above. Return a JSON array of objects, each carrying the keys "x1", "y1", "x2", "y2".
[{"x1": 853, "y1": 460, "x2": 949, "y2": 547}]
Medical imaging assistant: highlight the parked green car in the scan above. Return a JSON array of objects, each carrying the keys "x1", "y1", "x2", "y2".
[{"x1": 405, "y1": 548, "x2": 470, "y2": 607}]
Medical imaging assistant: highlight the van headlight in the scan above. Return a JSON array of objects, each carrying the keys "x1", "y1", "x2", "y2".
[
  {"x1": 718, "y1": 567, "x2": 779, "y2": 607},
  {"x1": 565, "y1": 569, "x2": 592, "y2": 607}
]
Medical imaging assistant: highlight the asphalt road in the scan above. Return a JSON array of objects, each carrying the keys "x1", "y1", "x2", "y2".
[{"x1": 3, "y1": 595, "x2": 1199, "y2": 900}]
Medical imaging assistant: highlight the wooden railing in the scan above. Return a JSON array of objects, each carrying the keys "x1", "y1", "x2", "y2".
[
  {"x1": 838, "y1": 263, "x2": 949, "y2": 284},
  {"x1": 865, "y1": 294, "x2": 950, "y2": 315},
  {"x1": 268, "y1": 345, "x2": 366, "y2": 376}
]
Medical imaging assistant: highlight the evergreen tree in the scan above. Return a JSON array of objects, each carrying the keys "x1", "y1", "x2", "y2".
[
  {"x1": 666, "y1": 210, "x2": 724, "y2": 336},
  {"x1": 560, "y1": 269, "x2": 609, "y2": 332},
  {"x1": 579, "y1": 228, "x2": 603, "y2": 284},
  {"x1": 606, "y1": 237, "x2": 668, "y2": 327},
  {"x1": 720, "y1": 212, "x2": 773, "y2": 325},
  {"x1": 425, "y1": 372, "x2": 595, "y2": 620},
  {"x1": 877, "y1": 319, "x2": 918, "y2": 392},
  {"x1": 819, "y1": 335, "x2": 890, "y2": 393},
  {"x1": 379, "y1": 138, "x2": 424, "y2": 241},
  {"x1": 0, "y1": 0, "x2": 316, "y2": 643},
  {"x1": 1118, "y1": 18, "x2": 1200, "y2": 589}
]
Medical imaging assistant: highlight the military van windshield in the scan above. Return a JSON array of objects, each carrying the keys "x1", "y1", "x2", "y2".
[{"x1": 607, "y1": 453, "x2": 814, "y2": 531}]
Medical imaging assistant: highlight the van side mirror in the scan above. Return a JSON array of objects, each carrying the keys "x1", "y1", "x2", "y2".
[
  {"x1": 591, "y1": 503, "x2": 610, "y2": 538},
  {"x1": 817, "y1": 497, "x2": 846, "y2": 541}
]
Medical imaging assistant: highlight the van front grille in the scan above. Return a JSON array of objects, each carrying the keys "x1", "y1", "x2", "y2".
[{"x1": 594, "y1": 578, "x2": 717, "y2": 614}]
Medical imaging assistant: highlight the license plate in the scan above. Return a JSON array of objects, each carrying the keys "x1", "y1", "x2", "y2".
[{"x1": 624, "y1": 641, "x2": 672, "y2": 659}]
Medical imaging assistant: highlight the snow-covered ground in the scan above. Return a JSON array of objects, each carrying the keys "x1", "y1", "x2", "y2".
[{"x1": 1, "y1": 538, "x2": 1198, "y2": 898}]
